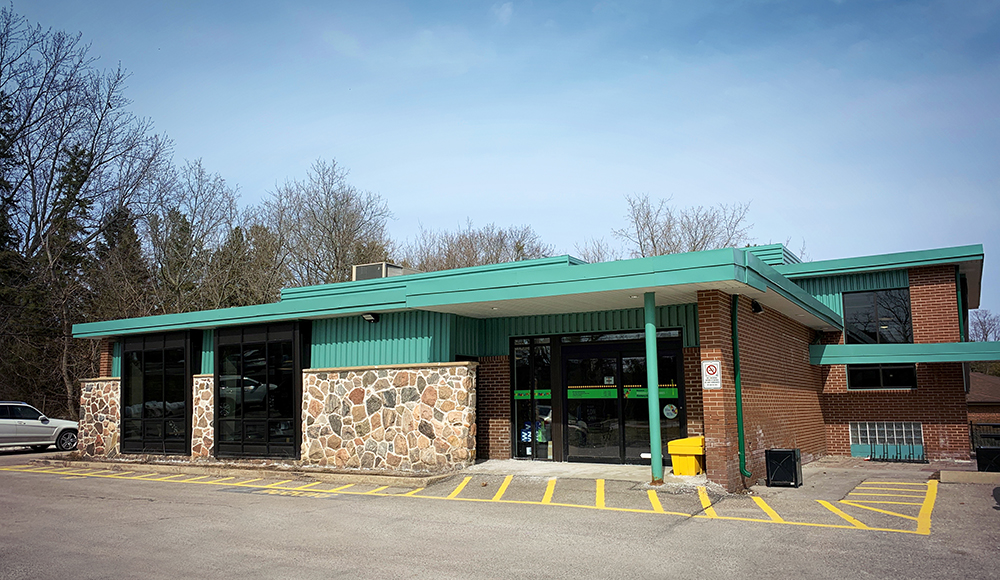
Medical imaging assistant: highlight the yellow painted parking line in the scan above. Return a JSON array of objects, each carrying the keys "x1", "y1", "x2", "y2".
[
  {"x1": 180, "y1": 475, "x2": 210, "y2": 483},
  {"x1": 846, "y1": 500, "x2": 923, "y2": 506},
  {"x1": 109, "y1": 471, "x2": 135, "y2": 477},
  {"x1": 321, "y1": 483, "x2": 354, "y2": 493},
  {"x1": 232, "y1": 478, "x2": 262, "y2": 486},
  {"x1": 491, "y1": 475, "x2": 513, "y2": 501},
  {"x1": 365, "y1": 485, "x2": 390, "y2": 494},
  {"x1": 264, "y1": 479, "x2": 295, "y2": 488},
  {"x1": 596, "y1": 479, "x2": 605, "y2": 509},
  {"x1": 447, "y1": 476, "x2": 473, "y2": 499},
  {"x1": 148, "y1": 474, "x2": 186, "y2": 481},
  {"x1": 840, "y1": 501, "x2": 917, "y2": 521},
  {"x1": 129, "y1": 472, "x2": 157, "y2": 479},
  {"x1": 697, "y1": 487, "x2": 718, "y2": 518},
  {"x1": 752, "y1": 496, "x2": 784, "y2": 522},
  {"x1": 647, "y1": 490, "x2": 665, "y2": 514},
  {"x1": 916, "y1": 480, "x2": 937, "y2": 535},
  {"x1": 207, "y1": 477, "x2": 235, "y2": 484},
  {"x1": 540, "y1": 478, "x2": 557, "y2": 504},
  {"x1": 848, "y1": 492, "x2": 925, "y2": 498},
  {"x1": 401, "y1": 487, "x2": 424, "y2": 496},
  {"x1": 817, "y1": 500, "x2": 870, "y2": 529},
  {"x1": 294, "y1": 481, "x2": 322, "y2": 491},
  {"x1": 864, "y1": 481, "x2": 927, "y2": 485}
]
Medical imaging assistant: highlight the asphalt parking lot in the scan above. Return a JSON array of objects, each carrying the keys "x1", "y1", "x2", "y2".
[{"x1": 1, "y1": 450, "x2": 998, "y2": 580}]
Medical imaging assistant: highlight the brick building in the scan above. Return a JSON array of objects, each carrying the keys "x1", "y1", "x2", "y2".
[{"x1": 74, "y1": 244, "x2": 999, "y2": 491}]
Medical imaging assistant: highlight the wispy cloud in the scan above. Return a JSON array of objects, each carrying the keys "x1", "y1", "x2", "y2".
[{"x1": 491, "y1": 2, "x2": 513, "y2": 26}]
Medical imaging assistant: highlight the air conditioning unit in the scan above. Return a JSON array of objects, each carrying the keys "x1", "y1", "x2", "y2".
[
  {"x1": 976, "y1": 447, "x2": 1000, "y2": 472},
  {"x1": 765, "y1": 448, "x2": 803, "y2": 487},
  {"x1": 352, "y1": 262, "x2": 418, "y2": 282}
]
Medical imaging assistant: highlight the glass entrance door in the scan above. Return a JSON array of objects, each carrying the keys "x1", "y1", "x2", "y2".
[{"x1": 564, "y1": 344, "x2": 684, "y2": 464}]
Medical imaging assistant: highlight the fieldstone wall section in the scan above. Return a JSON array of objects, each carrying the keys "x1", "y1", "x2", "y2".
[
  {"x1": 302, "y1": 363, "x2": 477, "y2": 473},
  {"x1": 78, "y1": 378, "x2": 121, "y2": 458},
  {"x1": 191, "y1": 375, "x2": 214, "y2": 458}
]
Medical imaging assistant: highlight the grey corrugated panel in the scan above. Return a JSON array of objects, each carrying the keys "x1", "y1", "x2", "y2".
[{"x1": 794, "y1": 270, "x2": 909, "y2": 316}]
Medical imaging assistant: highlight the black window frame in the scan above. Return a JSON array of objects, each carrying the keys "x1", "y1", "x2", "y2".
[
  {"x1": 121, "y1": 332, "x2": 193, "y2": 455},
  {"x1": 843, "y1": 288, "x2": 917, "y2": 390}
]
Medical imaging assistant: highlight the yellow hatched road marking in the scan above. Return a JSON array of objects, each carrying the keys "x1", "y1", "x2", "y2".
[
  {"x1": 180, "y1": 475, "x2": 210, "y2": 483},
  {"x1": 321, "y1": 484, "x2": 355, "y2": 493},
  {"x1": 208, "y1": 477, "x2": 235, "y2": 484},
  {"x1": 647, "y1": 490, "x2": 665, "y2": 513},
  {"x1": 855, "y1": 486, "x2": 930, "y2": 492},
  {"x1": 752, "y1": 496, "x2": 784, "y2": 522},
  {"x1": 294, "y1": 481, "x2": 322, "y2": 491},
  {"x1": 149, "y1": 474, "x2": 185, "y2": 481},
  {"x1": 233, "y1": 478, "x2": 262, "y2": 486},
  {"x1": 840, "y1": 501, "x2": 917, "y2": 521},
  {"x1": 697, "y1": 487, "x2": 718, "y2": 518},
  {"x1": 846, "y1": 500, "x2": 923, "y2": 506},
  {"x1": 596, "y1": 479, "x2": 605, "y2": 509},
  {"x1": 401, "y1": 487, "x2": 424, "y2": 496},
  {"x1": 365, "y1": 486, "x2": 390, "y2": 494},
  {"x1": 492, "y1": 475, "x2": 513, "y2": 501},
  {"x1": 916, "y1": 480, "x2": 937, "y2": 535},
  {"x1": 817, "y1": 500, "x2": 870, "y2": 529},
  {"x1": 447, "y1": 477, "x2": 472, "y2": 499},
  {"x1": 110, "y1": 471, "x2": 134, "y2": 477},
  {"x1": 541, "y1": 478, "x2": 557, "y2": 504},
  {"x1": 848, "y1": 493, "x2": 925, "y2": 498}
]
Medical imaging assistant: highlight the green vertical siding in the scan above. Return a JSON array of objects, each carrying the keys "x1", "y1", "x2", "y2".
[
  {"x1": 111, "y1": 341, "x2": 122, "y2": 378},
  {"x1": 201, "y1": 329, "x2": 214, "y2": 374},
  {"x1": 478, "y1": 304, "x2": 699, "y2": 356},
  {"x1": 310, "y1": 311, "x2": 454, "y2": 368},
  {"x1": 793, "y1": 270, "x2": 909, "y2": 317}
]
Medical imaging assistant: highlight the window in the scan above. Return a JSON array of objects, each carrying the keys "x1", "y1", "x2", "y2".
[
  {"x1": 850, "y1": 421, "x2": 923, "y2": 447},
  {"x1": 122, "y1": 333, "x2": 189, "y2": 454},
  {"x1": 843, "y1": 289, "x2": 916, "y2": 389}
]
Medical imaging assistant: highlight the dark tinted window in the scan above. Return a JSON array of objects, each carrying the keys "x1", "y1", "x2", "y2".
[
  {"x1": 848, "y1": 364, "x2": 917, "y2": 389},
  {"x1": 11, "y1": 405, "x2": 42, "y2": 420},
  {"x1": 844, "y1": 289, "x2": 912, "y2": 345},
  {"x1": 0, "y1": 405, "x2": 9, "y2": 419}
]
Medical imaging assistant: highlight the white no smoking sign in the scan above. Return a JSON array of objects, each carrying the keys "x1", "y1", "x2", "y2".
[{"x1": 702, "y1": 360, "x2": 722, "y2": 390}]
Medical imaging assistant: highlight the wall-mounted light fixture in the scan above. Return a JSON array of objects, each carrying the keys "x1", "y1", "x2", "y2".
[
  {"x1": 750, "y1": 300, "x2": 764, "y2": 314},
  {"x1": 361, "y1": 313, "x2": 380, "y2": 323}
]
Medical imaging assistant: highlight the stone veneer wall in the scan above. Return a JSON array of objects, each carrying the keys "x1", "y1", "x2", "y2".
[
  {"x1": 191, "y1": 375, "x2": 214, "y2": 458},
  {"x1": 301, "y1": 362, "x2": 477, "y2": 472},
  {"x1": 78, "y1": 378, "x2": 121, "y2": 458}
]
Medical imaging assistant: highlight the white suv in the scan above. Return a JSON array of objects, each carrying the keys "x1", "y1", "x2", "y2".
[{"x1": 0, "y1": 402, "x2": 78, "y2": 451}]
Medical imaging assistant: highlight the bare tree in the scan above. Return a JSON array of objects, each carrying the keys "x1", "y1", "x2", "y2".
[
  {"x1": 401, "y1": 220, "x2": 553, "y2": 272},
  {"x1": 612, "y1": 193, "x2": 753, "y2": 258},
  {"x1": 574, "y1": 237, "x2": 622, "y2": 263},
  {"x1": 266, "y1": 158, "x2": 392, "y2": 285},
  {"x1": 970, "y1": 309, "x2": 1000, "y2": 343}
]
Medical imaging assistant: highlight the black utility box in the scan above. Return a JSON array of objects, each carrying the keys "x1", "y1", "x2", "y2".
[
  {"x1": 976, "y1": 447, "x2": 1000, "y2": 472},
  {"x1": 765, "y1": 448, "x2": 803, "y2": 487}
]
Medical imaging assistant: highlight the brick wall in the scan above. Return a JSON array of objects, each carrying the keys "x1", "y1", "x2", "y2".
[
  {"x1": 969, "y1": 406, "x2": 1000, "y2": 424},
  {"x1": 682, "y1": 347, "x2": 704, "y2": 437},
  {"x1": 98, "y1": 338, "x2": 115, "y2": 377},
  {"x1": 697, "y1": 290, "x2": 740, "y2": 490},
  {"x1": 476, "y1": 356, "x2": 511, "y2": 460},
  {"x1": 819, "y1": 265, "x2": 970, "y2": 460}
]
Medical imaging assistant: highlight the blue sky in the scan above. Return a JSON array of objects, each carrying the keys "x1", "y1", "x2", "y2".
[{"x1": 20, "y1": 1, "x2": 1000, "y2": 311}]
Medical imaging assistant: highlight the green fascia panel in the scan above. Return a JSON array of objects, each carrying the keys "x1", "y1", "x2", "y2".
[
  {"x1": 746, "y1": 244, "x2": 801, "y2": 266},
  {"x1": 111, "y1": 341, "x2": 122, "y2": 378},
  {"x1": 479, "y1": 303, "x2": 700, "y2": 355},
  {"x1": 740, "y1": 250, "x2": 843, "y2": 330},
  {"x1": 792, "y1": 270, "x2": 909, "y2": 317},
  {"x1": 809, "y1": 341, "x2": 1000, "y2": 365},
  {"x1": 200, "y1": 329, "x2": 215, "y2": 375},
  {"x1": 776, "y1": 245, "x2": 984, "y2": 279}
]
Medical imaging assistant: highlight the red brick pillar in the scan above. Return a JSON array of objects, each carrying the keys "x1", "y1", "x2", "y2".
[
  {"x1": 697, "y1": 289, "x2": 746, "y2": 492},
  {"x1": 98, "y1": 338, "x2": 115, "y2": 377}
]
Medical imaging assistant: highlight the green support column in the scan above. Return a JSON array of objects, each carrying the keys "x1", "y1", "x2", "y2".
[{"x1": 644, "y1": 292, "x2": 664, "y2": 484}]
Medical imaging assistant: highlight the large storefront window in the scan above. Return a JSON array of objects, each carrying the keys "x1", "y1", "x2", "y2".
[
  {"x1": 843, "y1": 289, "x2": 916, "y2": 389},
  {"x1": 122, "y1": 333, "x2": 190, "y2": 454},
  {"x1": 216, "y1": 324, "x2": 298, "y2": 459}
]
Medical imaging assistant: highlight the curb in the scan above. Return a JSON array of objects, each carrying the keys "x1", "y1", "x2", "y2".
[
  {"x1": 30, "y1": 458, "x2": 457, "y2": 488},
  {"x1": 939, "y1": 470, "x2": 1000, "y2": 484}
]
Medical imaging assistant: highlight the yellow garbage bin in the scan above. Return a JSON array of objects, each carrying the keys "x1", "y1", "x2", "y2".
[{"x1": 667, "y1": 436, "x2": 705, "y2": 476}]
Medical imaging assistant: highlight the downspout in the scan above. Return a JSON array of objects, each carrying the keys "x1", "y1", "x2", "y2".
[{"x1": 731, "y1": 294, "x2": 752, "y2": 479}]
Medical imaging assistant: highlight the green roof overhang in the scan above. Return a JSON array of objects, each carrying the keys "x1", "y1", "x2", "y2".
[
  {"x1": 73, "y1": 249, "x2": 844, "y2": 339},
  {"x1": 809, "y1": 341, "x2": 1000, "y2": 365},
  {"x1": 775, "y1": 244, "x2": 985, "y2": 308}
]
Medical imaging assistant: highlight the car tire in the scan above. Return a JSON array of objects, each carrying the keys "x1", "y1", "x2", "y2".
[
  {"x1": 56, "y1": 430, "x2": 78, "y2": 451},
  {"x1": 31, "y1": 445, "x2": 50, "y2": 451}
]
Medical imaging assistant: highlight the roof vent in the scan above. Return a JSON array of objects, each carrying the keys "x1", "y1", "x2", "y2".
[{"x1": 352, "y1": 262, "x2": 418, "y2": 281}]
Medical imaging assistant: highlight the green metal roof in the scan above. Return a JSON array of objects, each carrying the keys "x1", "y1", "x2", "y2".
[{"x1": 73, "y1": 247, "x2": 845, "y2": 339}]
